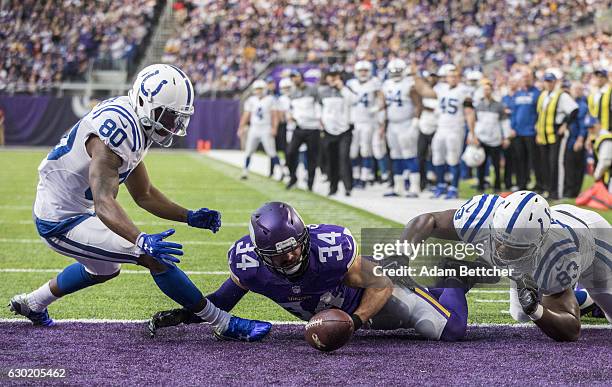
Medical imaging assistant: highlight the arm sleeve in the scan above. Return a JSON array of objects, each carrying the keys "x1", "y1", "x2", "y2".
[
  {"x1": 578, "y1": 105, "x2": 589, "y2": 139},
  {"x1": 594, "y1": 141, "x2": 612, "y2": 181},
  {"x1": 205, "y1": 277, "x2": 248, "y2": 312},
  {"x1": 561, "y1": 93, "x2": 579, "y2": 117}
]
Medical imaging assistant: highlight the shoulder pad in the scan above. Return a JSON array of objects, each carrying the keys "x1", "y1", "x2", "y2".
[
  {"x1": 454, "y1": 194, "x2": 502, "y2": 243},
  {"x1": 87, "y1": 99, "x2": 144, "y2": 161},
  {"x1": 309, "y1": 224, "x2": 358, "y2": 271},
  {"x1": 227, "y1": 235, "x2": 261, "y2": 285}
]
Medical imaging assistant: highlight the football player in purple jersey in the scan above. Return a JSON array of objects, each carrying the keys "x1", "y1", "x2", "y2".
[{"x1": 149, "y1": 202, "x2": 470, "y2": 342}]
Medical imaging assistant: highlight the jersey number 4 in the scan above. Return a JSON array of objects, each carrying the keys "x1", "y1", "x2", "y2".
[{"x1": 235, "y1": 241, "x2": 259, "y2": 270}]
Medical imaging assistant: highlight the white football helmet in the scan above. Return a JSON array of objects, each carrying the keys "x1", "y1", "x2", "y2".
[
  {"x1": 465, "y1": 70, "x2": 483, "y2": 82},
  {"x1": 387, "y1": 59, "x2": 406, "y2": 80},
  {"x1": 252, "y1": 79, "x2": 267, "y2": 97},
  {"x1": 129, "y1": 64, "x2": 194, "y2": 147},
  {"x1": 461, "y1": 145, "x2": 486, "y2": 167},
  {"x1": 490, "y1": 191, "x2": 551, "y2": 268},
  {"x1": 437, "y1": 64, "x2": 456, "y2": 77},
  {"x1": 354, "y1": 61, "x2": 373, "y2": 82},
  {"x1": 279, "y1": 78, "x2": 293, "y2": 95}
]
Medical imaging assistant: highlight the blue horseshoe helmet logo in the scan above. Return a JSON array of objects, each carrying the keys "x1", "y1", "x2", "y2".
[{"x1": 141, "y1": 70, "x2": 168, "y2": 97}]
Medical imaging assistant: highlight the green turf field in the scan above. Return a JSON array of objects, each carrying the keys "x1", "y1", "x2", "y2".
[{"x1": 0, "y1": 150, "x2": 607, "y2": 324}]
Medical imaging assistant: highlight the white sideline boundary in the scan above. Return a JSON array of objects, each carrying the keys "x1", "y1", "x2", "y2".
[{"x1": 0, "y1": 318, "x2": 610, "y2": 329}]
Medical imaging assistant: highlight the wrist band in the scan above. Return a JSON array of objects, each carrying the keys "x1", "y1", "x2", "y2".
[
  {"x1": 529, "y1": 304, "x2": 544, "y2": 321},
  {"x1": 351, "y1": 314, "x2": 363, "y2": 330}
]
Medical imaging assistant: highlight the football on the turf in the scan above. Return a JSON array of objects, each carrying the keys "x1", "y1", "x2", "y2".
[{"x1": 304, "y1": 309, "x2": 354, "y2": 352}]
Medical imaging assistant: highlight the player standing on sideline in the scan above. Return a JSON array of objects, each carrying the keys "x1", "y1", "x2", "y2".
[
  {"x1": 431, "y1": 66, "x2": 476, "y2": 199},
  {"x1": 402, "y1": 191, "x2": 612, "y2": 341},
  {"x1": 238, "y1": 80, "x2": 281, "y2": 180},
  {"x1": 8, "y1": 64, "x2": 271, "y2": 342},
  {"x1": 347, "y1": 61, "x2": 384, "y2": 188},
  {"x1": 417, "y1": 71, "x2": 440, "y2": 190},
  {"x1": 382, "y1": 60, "x2": 436, "y2": 197},
  {"x1": 150, "y1": 202, "x2": 471, "y2": 342}
]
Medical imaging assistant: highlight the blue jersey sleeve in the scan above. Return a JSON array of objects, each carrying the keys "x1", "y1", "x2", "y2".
[{"x1": 453, "y1": 194, "x2": 502, "y2": 244}]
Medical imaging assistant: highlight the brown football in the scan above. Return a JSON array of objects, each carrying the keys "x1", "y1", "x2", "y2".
[{"x1": 304, "y1": 309, "x2": 354, "y2": 352}]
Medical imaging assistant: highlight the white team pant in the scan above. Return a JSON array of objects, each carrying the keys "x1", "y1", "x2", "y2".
[
  {"x1": 245, "y1": 127, "x2": 277, "y2": 157},
  {"x1": 350, "y1": 121, "x2": 378, "y2": 159},
  {"x1": 368, "y1": 287, "x2": 455, "y2": 340},
  {"x1": 431, "y1": 128, "x2": 465, "y2": 166},
  {"x1": 386, "y1": 121, "x2": 418, "y2": 159},
  {"x1": 42, "y1": 216, "x2": 140, "y2": 276}
]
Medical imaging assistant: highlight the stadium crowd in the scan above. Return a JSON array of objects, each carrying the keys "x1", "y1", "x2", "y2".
[
  {"x1": 0, "y1": 0, "x2": 162, "y2": 93},
  {"x1": 238, "y1": 26, "x2": 611, "y2": 203},
  {"x1": 162, "y1": 0, "x2": 609, "y2": 94}
]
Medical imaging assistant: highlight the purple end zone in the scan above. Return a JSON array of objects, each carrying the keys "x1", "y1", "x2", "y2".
[{"x1": 1, "y1": 323, "x2": 611, "y2": 385}]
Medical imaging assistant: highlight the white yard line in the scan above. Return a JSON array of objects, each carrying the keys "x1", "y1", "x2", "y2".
[
  {"x1": 0, "y1": 268, "x2": 228, "y2": 275},
  {"x1": 0, "y1": 238, "x2": 235, "y2": 246},
  {"x1": 0, "y1": 220, "x2": 249, "y2": 227},
  {"x1": 0, "y1": 318, "x2": 609, "y2": 329},
  {"x1": 474, "y1": 299, "x2": 510, "y2": 303}
]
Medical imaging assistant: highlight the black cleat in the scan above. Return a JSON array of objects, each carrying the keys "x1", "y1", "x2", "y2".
[
  {"x1": 148, "y1": 308, "x2": 200, "y2": 338},
  {"x1": 286, "y1": 178, "x2": 297, "y2": 190}
]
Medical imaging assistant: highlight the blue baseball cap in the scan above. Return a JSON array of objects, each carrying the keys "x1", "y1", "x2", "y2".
[
  {"x1": 594, "y1": 69, "x2": 608, "y2": 77},
  {"x1": 543, "y1": 72, "x2": 557, "y2": 81}
]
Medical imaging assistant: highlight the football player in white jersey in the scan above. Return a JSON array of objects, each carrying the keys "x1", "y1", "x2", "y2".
[
  {"x1": 8, "y1": 64, "x2": 271, "y2": 342},
  {"x1": 382, "y1": 59, "x2": 436, "y2": 197},
  {"x1": 238, "y1": 80, "x2": 281, "y2": 180},
  {"x1": 402, "y1": 191, "x2": 612, "y2": 341},
  {"x1": 347, "y1": 61, "x2": 385, "y2": 187},
  {"x1": 431, "y1": 66, "x2": 476, "y2": 199}
]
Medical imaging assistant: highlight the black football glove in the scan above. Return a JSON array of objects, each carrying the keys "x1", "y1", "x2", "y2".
[{"x1": 514, "y1": 274, "x2": 541, "y2": 316}]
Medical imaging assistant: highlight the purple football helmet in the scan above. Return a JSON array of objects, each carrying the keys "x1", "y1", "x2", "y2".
[{"x1": 249, "y1": 202, "x2": 310, "y2": 278}]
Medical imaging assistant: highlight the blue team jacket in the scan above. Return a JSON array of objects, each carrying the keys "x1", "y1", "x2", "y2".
[{"x1": 511, "y1": 87, "x2": 540, "y2": 137}]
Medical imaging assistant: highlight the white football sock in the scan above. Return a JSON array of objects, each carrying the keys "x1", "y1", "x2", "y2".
[
  {"x1": 393, "y1": 175, "x2": 406, "y2": 195},
  {"x1": 27, "y1": 282, "x2": 59, "y2": 312},
  {"x1": 195, "y1": 300, "x2": 231, "y2": 331},
  {"x1": 409, "y1": 173, "x2": 421, "y2": 194}
]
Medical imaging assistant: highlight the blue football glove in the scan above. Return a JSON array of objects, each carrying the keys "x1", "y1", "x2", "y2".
[
  {"x1": 187, "y1": 208, "x2": 222, "y2": 233},
  {"x1": 136, "y1": 229, "x2": 183, "y2": 265}
]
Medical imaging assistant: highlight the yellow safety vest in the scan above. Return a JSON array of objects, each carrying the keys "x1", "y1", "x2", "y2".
[
  {"x1": 588, "y1": 86, "x2": 611, "y2": 131},
  {"x1": 536, "y1": 90, "x2": 562, "y2": 145},
  {"x1": 594, "y1": 131, "x2": 612, "y2": 184}
]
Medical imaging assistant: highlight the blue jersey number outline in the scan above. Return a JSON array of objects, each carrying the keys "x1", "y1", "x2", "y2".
[
  {"x1": 99, "y1": 119, "x2": 127, "y2": 147},
  {"x1": 440, "y1": 97, "x2": 458, "y2": 114}
]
